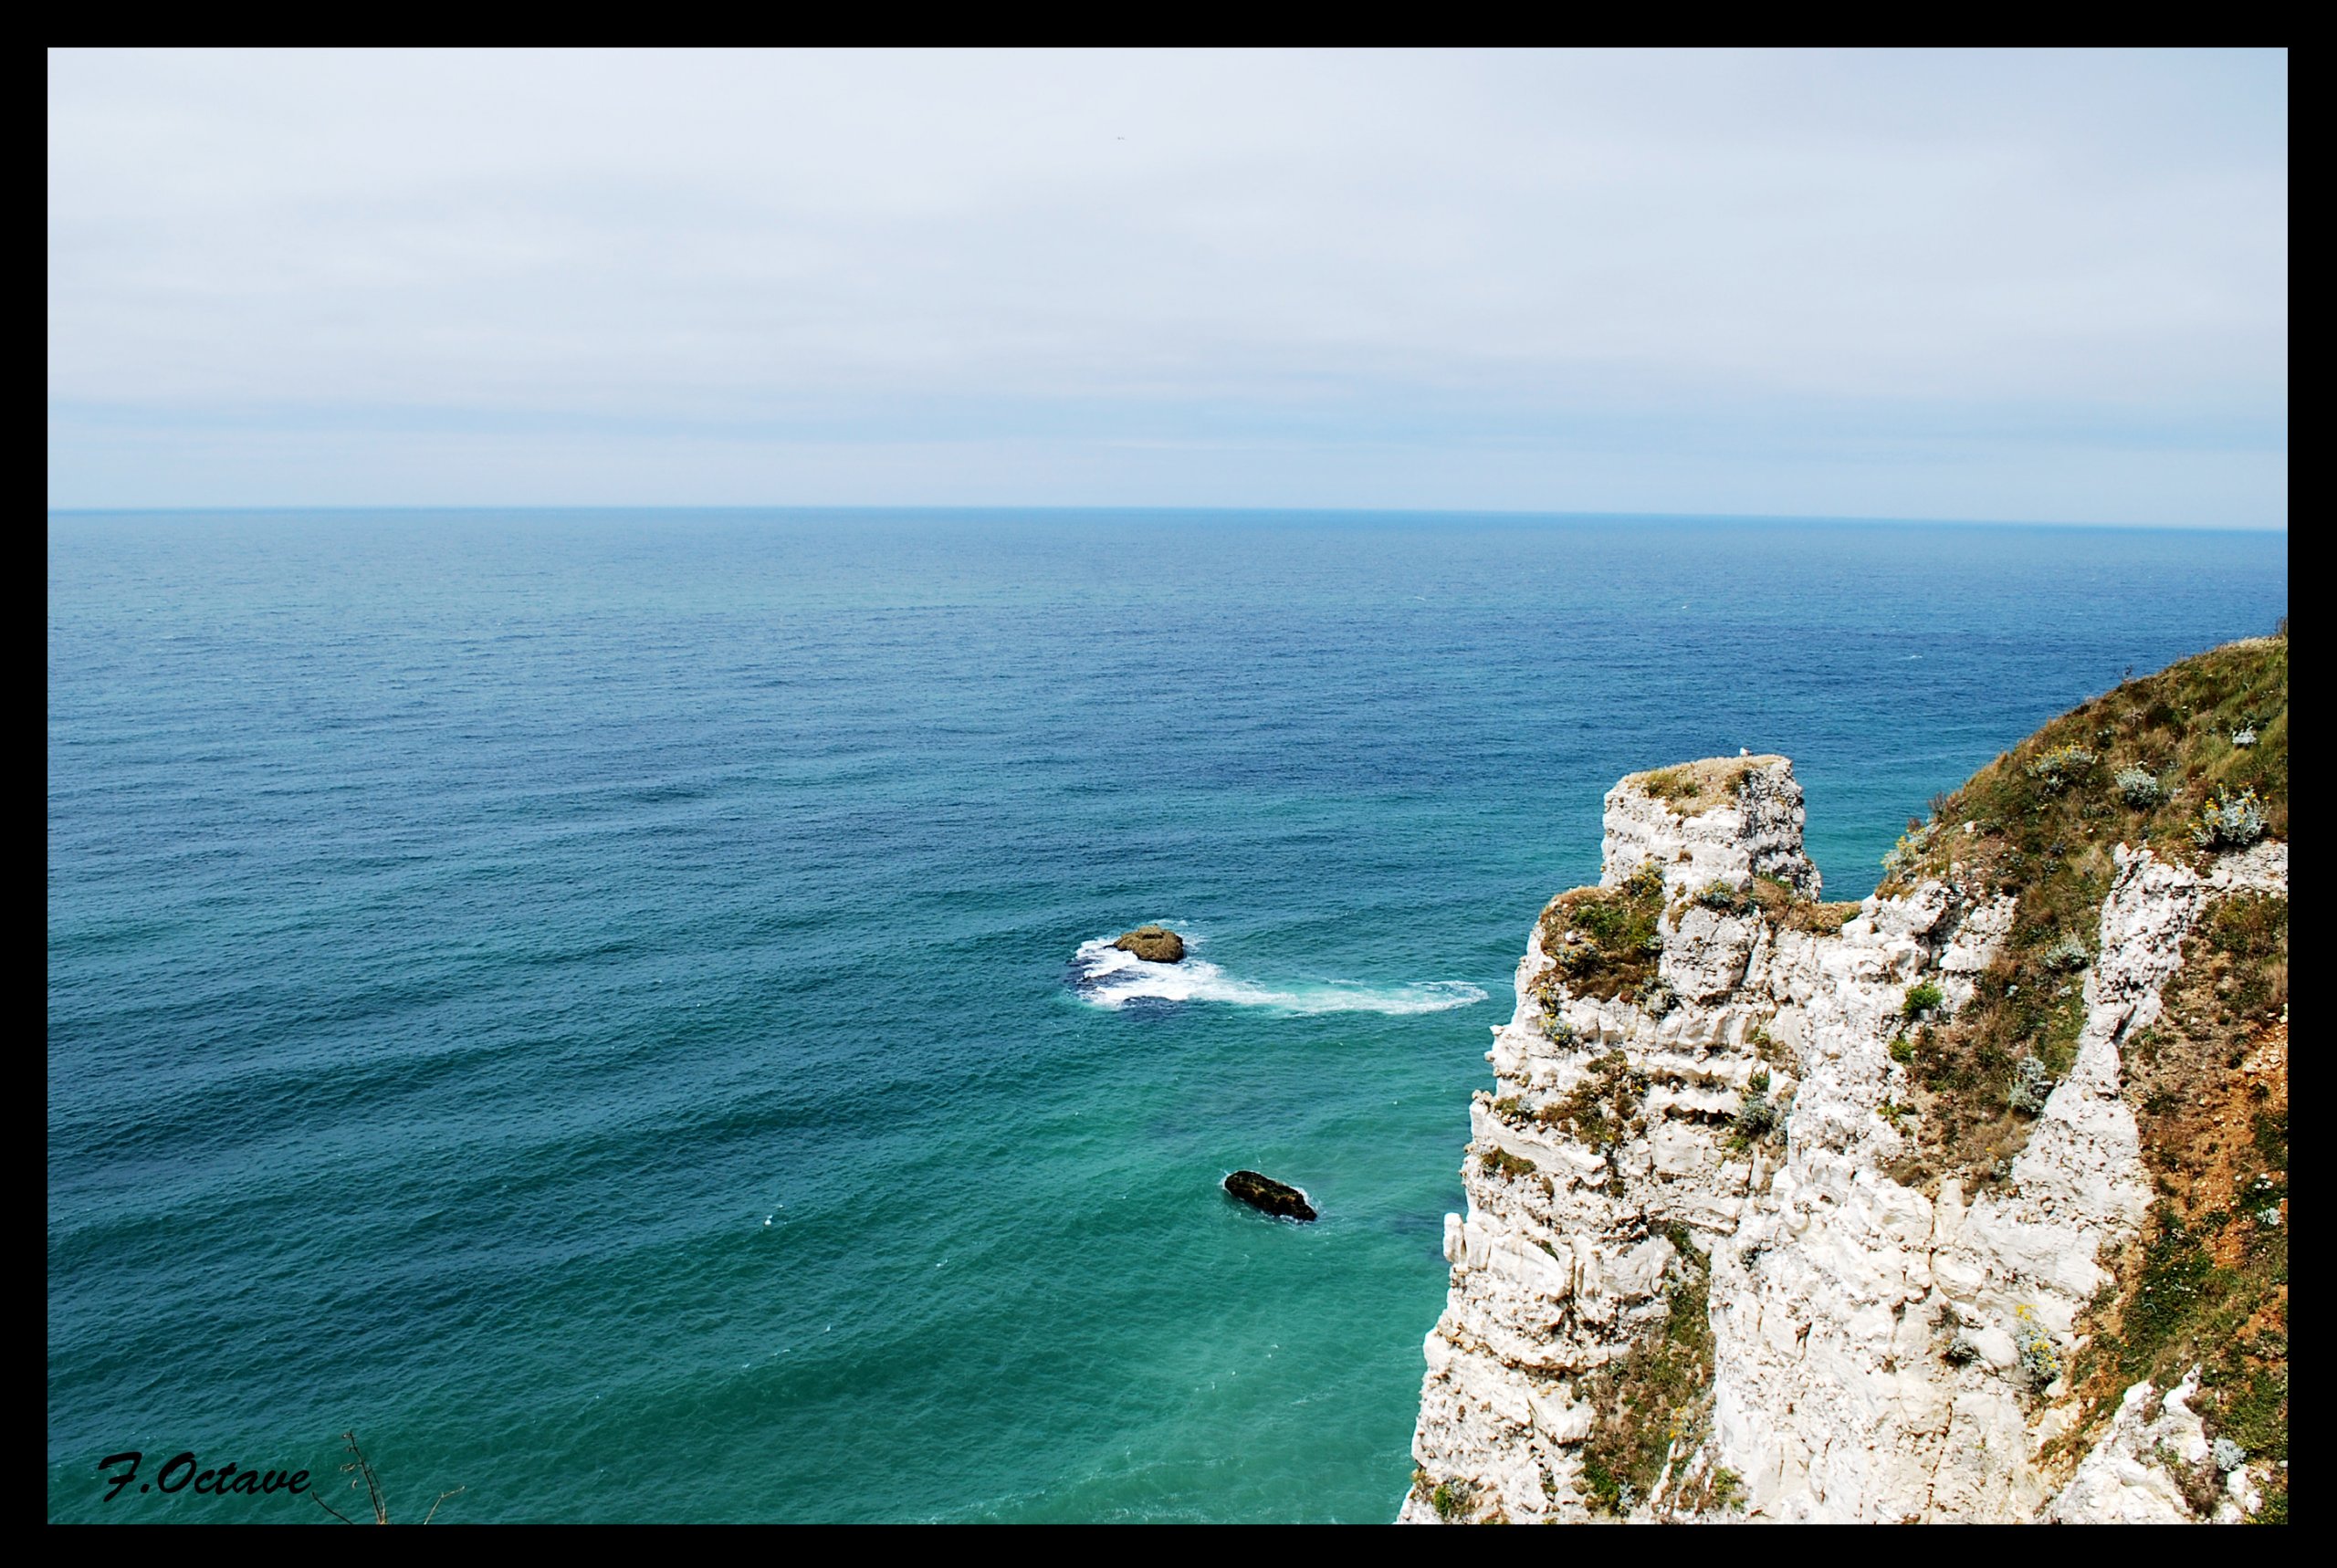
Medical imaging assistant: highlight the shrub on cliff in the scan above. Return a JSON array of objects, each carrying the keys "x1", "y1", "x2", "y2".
[
  {"x1": 2047, "y1": 868, "x2": 2287, "y2": 1516},
  {"x1": 2190, "y1": 787, "x2": 2267, "y2": 850},
  {"x1": 2024, "y1": 744, "x2": 2100, "y2": 793},
  {"x1": 1730, "y1": 1086, "x2": 1778, "y2": 1144},
  {"x1": 2012, "y1": 1306, "x2": 2063, "y2": 1387},
  {"x1": 2007, "y1": 1055, "x2": 2056, "y2": 1116},
  {"x1": 2115, "y1": 765, "x2": 2165, "y2": 809},
  {"x1": 2206, "y1": 894, "x2": 2287, "y2": 1017},
  {"x1": 2039, "y1": 933, "x2": 2091, "y2": 973},
  {"x1": 1743, "y1": 873, "x2": 1862, "y2": 935},
  {"x1": 1695, "y1": 880, "x2": 1747, "y2": 912},
  {"x1": 1881, "y1": 821, "x2": 1935, "y2": 882},
  {"x1": 1531, "y1": 994, "x2": 1579, "y2": 1046},
  {"x1": 1631, "y1": 757, "x2": 1767, "y2": 816}
]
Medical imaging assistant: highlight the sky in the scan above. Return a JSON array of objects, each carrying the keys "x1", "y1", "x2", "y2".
[{"x1": 47, "y1": 49, "x2": 2288, "y2": 526}]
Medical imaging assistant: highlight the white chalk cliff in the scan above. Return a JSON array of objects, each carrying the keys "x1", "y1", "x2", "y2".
[{"x1": 1401, "y1": 758, "x2": 2286, "y2": 1523}]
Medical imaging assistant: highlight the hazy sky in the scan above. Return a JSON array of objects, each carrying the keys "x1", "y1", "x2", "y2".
[{"x1": 47, "y1": 49, "x2": 2287, "y2": 525}]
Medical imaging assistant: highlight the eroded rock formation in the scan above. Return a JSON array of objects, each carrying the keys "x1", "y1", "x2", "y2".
[{"x1": 1401, "y1": 746, "x2": 2287, "y2": 1524}]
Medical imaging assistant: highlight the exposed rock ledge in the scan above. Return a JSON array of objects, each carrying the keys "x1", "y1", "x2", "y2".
[{"x1": 1400, "y1": 755, "x2": 2286, "y2": 1524}]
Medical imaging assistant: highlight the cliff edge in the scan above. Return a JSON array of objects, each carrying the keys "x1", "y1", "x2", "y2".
[{"x1": 1402, "y1": 636, "x2": 2288, "y2": 1523}]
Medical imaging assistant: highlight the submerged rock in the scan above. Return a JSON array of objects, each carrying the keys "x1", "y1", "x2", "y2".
[
  {"x1": 1113, "y1": 925, "x2": 1185, "y2": 963},
  {"x1": 1224, "y1": 1169, "x2": 1317, "y2": 1221}
]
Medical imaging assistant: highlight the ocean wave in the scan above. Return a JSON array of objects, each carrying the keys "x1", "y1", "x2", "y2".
[{"x1": 1067, "y1": 936, "x2": 1486, "y2": 1016}]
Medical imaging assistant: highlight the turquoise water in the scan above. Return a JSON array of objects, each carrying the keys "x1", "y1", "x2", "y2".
[{"x1": 47, "y1": 510, "x2": 2286, "y2": 1522}]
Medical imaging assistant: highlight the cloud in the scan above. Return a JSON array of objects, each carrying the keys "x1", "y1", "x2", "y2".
[{"x1": 47, "y1": 49, "x2": 2288, "y2": 522}]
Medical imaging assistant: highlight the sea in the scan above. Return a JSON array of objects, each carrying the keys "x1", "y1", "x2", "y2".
[{"x1": 47, "y1": 509, "x2": 2287, "y2": 1521}]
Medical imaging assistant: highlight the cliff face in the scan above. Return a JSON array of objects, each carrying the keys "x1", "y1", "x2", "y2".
[{"x1": 1402, "y1": 642, "x2": 2288, "y2": 1524}]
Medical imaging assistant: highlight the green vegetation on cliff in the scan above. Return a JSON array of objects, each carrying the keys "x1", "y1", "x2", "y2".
[
  {"x1": 1880, "y1": 632, "x2": 2287, "y2": 1520},
  {"x1": 2058, "y1": 892, "x2": 2289, "y2": 1521},
  {"x1": 1515, "y1": 634, "x2": 2286, "y2": 1520},
  {"x1": 1577, "y1": 1227, "x2": 1714, "y2": 1517},
  {"x1": 1880, "y1": 632, "x2": 2285, "y2": 898},
  {"x1": 1536, "y1": 861, "x2": 1667, "y2": 1002},
  {"x1": 1882, "y1": 632, "x2": 2287, "y2": 1199}
]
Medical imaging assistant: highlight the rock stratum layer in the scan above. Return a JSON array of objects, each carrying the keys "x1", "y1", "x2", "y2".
[{"x1": 1402, "y1": 640, "x2": 2288, "y2": 1524}]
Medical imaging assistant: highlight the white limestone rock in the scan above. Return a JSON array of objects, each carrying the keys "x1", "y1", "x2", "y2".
[
  {"x1": 1661, "y1": 903, "x2": 1761, "y2": 1002},
  {"x1": 1600, "y1": 756, "x2": 1820, "y2": 899},
  {"x1": 1401, "y1": 751, "x2": 2285, "y2": 1525},
  {"x1": 2048, "y1": 1370, "x2": 2222, "y2": 1522}
]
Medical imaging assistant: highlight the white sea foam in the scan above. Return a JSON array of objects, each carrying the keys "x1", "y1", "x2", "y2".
[{"x1": 1069, "y1": 936, "x2": 1485, "y2": 1015}]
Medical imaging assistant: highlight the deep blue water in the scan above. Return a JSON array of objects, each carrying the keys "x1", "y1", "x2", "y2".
[{"x1": 47, "y1": 510, "x2": 2286, "y2": 1521}]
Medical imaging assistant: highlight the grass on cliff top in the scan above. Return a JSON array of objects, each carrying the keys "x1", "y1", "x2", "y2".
[
  {"x1": 1881, "y1": 632, "x2": 2286, "y2": 902},
  {"x1": 1626, "y1": 755, "x2": 1785, "y2": 817},
  {"x1": 1881, "y1": 632, "x2": 2288, "y2": 1199}
]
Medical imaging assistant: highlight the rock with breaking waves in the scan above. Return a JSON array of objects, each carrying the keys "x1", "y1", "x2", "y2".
[
  {"x1": 1113, "y1": 925, "x2": 1185, "y2": 963},
  {"x1": 1224, "y1": 1169, "x2": 1316, "y2": 1221}
]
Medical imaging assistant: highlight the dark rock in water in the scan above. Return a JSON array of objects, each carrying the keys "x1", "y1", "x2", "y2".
[
  {"x1": 1113, "y1": 925, "x2": 1185, "y2": 963},
  {"x1": 1224, "y1": 1169, "x2": 1317, "y2": 1221}
]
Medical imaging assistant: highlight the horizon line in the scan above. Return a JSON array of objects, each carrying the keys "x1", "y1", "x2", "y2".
[{"x1": 41, "y1": 503, "x2": 2292, "y2": 534}]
